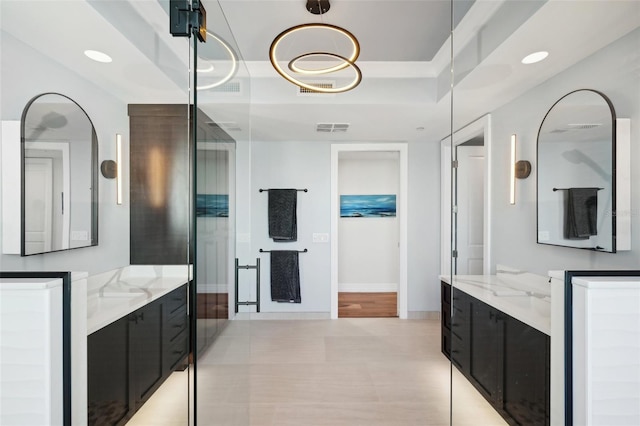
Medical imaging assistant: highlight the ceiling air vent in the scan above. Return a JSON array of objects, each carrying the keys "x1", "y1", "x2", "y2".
[
  {"x1": 316, "y1": 123, "x2": 349, "y2": 133},
  {"x1": 208, "y1": 81, "x2": 241, "y2": 94},
  {"x1": 298, "y1": 82, "x2": 335, "y2": 96},
  {"x1": 567, "y1": 123, "x2": 602, "y2": 130},
  {"x1": 551, "y1": 123, "x2": 602, "y2": 133},
  {"x1": 218, "y1": 122, "x2": 242, "y2": 132},
  {"x1": 206, "y1": 121, "x2": 241, "y2": 132}
]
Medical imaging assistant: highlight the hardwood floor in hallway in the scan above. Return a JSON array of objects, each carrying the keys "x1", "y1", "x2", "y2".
[
  {"x1": 338, "y1": 292, "x2": 398, "y2": 317},
  {"x1": 128, "y1": 318, "x2": 507, "y2": 426}
]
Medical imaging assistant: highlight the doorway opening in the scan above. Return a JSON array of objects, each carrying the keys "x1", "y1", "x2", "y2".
[{"x1": 330, "y1": 143, "x2": 408, "y2": 319}]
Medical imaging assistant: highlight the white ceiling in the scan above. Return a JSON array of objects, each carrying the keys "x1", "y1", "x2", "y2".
[{"x1": 2, "y1": 0, "x2": 639, "y2": 145}]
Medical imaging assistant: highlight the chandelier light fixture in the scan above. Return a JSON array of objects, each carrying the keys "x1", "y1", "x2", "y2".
[
  {"x1": 196, "y1": 31, "x2": 238, "y2": 90},
  {"x1": 269, "y1": 0, "x2": 361, "y2": 93}
]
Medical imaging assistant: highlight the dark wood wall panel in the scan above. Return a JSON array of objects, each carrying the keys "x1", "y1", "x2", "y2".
[{"x1": 129, "y1": 105, "x2": 191, "y2": 265}]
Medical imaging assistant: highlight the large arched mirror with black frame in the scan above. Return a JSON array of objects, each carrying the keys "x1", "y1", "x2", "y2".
[
  {"x1": 536, "y1": 89, "x2": 616, "y2": 252},
  {"x1": 21, "y1": 93, "x2": 98, "y2": 256}
]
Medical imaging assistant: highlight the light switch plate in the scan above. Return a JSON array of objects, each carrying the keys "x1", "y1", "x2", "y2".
[
  {"x1": 71, "y1": 230, "x2": 88, "y2": 241},
  {"x1": 312, "y1": 233, "x2": 329, "y2": 243}
]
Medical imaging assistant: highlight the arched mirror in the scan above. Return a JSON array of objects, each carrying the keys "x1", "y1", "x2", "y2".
[
  {"x1": 537, "y1": 89, "x2": 616, "y2": 252},
  {"x1": 21, "y1": 93, "x2": 98, "y2": 256}
]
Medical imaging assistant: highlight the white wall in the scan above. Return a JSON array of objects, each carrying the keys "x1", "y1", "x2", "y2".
[
  {"x1": 487, "y1": 28, "x2": 640, "y2": 274},
  {"x1": 245, "y1": 140, "x2": 330, "y2": 312},
  {"x1": 236, "y1": 138, "x2": 442, "y2": 314},
  {"x1": 338, "y1": 154, "x2": 399, "y2": 291},
  {"x1": 408, "y1": 140, "x2": 442, "y2": 313},
  {"x1": 0, "y1": 32, "x2": 131, "y2": 274}
]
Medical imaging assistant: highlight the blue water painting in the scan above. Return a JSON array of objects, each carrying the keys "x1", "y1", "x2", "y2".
[
  {"x1": 196, "y1": 194, "x2": 229, "y2": 217},
  {"x1": 340, "y1": 194, "x2": 396, "y2": 218}
]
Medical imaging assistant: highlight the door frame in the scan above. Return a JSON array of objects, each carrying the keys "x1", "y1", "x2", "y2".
[
  {"x1": 330, "y1": 143, "x2": 408, "y2": 319},
  {"x1": 441, "y1": 114, "x2": 492, "y2": 276},
  {"x1": 25, "y1": 141, "x2": 71, "y2": 250}
]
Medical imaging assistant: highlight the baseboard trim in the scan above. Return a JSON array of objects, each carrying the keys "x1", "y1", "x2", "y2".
[
  {"x1": 338, "y1": 283, "x2": 398, "y2": 292},
  {"x1": 197, "y1": 283, "x2": 230, "y2": 294},
  {"x1": 233, "y1": 312, "x2": 331, "y2": 320},
  {"x1": 232, "y1": 311, "x2": 439, "y2": 320},
  {"x1": 407, "y1": 311, "x2": 440, "y2": 320}
]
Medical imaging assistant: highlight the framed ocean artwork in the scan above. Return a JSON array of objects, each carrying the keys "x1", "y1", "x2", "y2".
[
  {"x1": 340, "y1": 194, "x2": 396, "y2": 218},
  {"x1": 196, "y1": 194, "x2": 229, "y2": 217}
]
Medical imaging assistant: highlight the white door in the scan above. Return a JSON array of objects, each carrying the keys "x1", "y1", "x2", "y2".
[
  {"x1": 455, "y1": 145, "x2": 484, "y2": 275},
  {"x1": 24, "y1": 157, "x2": 53, "y2": 254}
]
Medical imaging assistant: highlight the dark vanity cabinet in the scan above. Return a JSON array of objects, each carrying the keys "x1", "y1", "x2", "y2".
[
  {"x1": 88, "y1": 284, "x2": 188, "y2": 425},
  {"x1": 441, "y1": 281, "x2": 550, "y2": 425},
  {"x1": 469, "y1": 296, "x2": 502, "y2": 405},
  {"x1": 163, "y1": 284, "x2": 189, "y2": 372},
  {"x1": 442, "y1": 281, "x2": 471, "y2": 372},
  {"x1": 130, "y1": 300, "x2": 163, "y2": 406}
]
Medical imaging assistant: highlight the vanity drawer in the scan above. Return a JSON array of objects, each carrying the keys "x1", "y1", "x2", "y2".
[
  {"x1": 441, "y1": 281, "x2": 451, "y2": 305},
  {"x1": 442, "y1": 302, "x2": 452, "y2": 330},
  {"x1": 165, "y1": 330, "x2": 188, "y2": 371},
  {"x1": 451, "y1": 332, "x2": 469, "y2": 372},
  {"x1": 164, "y1": 285, "x2": 187, "y2": 316},
  {"x1": 165, "y1": 308, "x2": 188, "y2": 341}
]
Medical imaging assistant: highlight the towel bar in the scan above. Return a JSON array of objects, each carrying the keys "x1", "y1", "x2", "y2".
[
  {"x1": 553, "y1": 187, "x2": 603, "y2": 191},
  {"x1": 259, "y1": 248, "x2": 308, "y2": 253},
  {"x1": 234, "y1": 258, "x2": 260, "y2": 313},
  {"x1": 259, "y1": 188, "x2": 308, "y2": 192}
]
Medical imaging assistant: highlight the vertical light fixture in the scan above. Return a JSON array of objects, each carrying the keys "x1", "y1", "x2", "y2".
[
  {"x1": 116, "y1": 134, "x2": 123, "y2": 205},
  {"x1": 510, "y1": 134, "x2": 516, "y2": 205}
]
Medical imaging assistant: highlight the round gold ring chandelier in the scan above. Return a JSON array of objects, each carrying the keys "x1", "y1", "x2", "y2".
[
  {"x1": 269, "y1": 22, "x2": 362, "y2": 93},
  {"x1": 197, "y1": 31, "x2": 238, "y2": 91}
]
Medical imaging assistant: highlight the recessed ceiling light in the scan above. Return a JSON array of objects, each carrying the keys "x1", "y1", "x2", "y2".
[
  {"x1": 84, "y1": 50, "x2": 112, "y2": 63},
  {"x1": 521, "y1": 51, "x2": 548, "y2": 65}
]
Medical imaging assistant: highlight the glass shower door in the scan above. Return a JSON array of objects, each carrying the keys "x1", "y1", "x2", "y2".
[{"x1": 191, "y1": 0, "x2": 250, "y2": 424}]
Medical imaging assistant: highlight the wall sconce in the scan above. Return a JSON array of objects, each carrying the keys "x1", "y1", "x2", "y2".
[
  {"x1": 100, "y1": 134, "x2": 123, "y2": 205},
  {"x1": 510, "y1": 134, "x2": 532, "y2": 205}
]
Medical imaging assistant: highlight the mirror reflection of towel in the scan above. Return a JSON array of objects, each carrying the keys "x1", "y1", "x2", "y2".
[
  {"x1": 565, "y1": 188, "x2": 598, "y2": 239},
  {"x1": 268, "y1": 189, "x2": 297, "y2": 242},
  {"x1": 270, "y1": 250, "x2": 301, "y2": 303}
]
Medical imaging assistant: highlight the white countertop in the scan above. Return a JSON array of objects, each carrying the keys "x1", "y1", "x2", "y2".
[
  {"x1": 0, "y1": 277, "x2": 63, "y2": 290},
  {"x1": 548, "y1": 270, "x2": 565, "y2": 281},
  {"x1": 86, "y1": 266, "x2": 190, "y2": 335},
  {"x1": 440, "y1": 273, "x2": 551, "y2": 336},
  {"x1": 572, "y1": 276, "x2": 640, "y2": 289}
]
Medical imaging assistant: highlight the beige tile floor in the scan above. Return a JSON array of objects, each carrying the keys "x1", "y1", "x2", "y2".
[{"x1": 128, "y1": 318, "x2": 507, "y2": 426}]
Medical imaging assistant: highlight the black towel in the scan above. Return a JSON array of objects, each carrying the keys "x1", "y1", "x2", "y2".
[
  {"x1": 565, "y1": 187, "x2": 598, "y2": 240},
  {"x1": 270, "y1": 250, "x2": 301, "y2": 303},
  {"x1": 268, "y1": 189, "x2": 297, "y2": 242}
]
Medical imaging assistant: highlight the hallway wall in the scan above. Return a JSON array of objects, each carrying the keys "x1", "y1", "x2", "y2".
[{"x1": 234, "y1": 139, "x2": 442, "y2": 315}]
